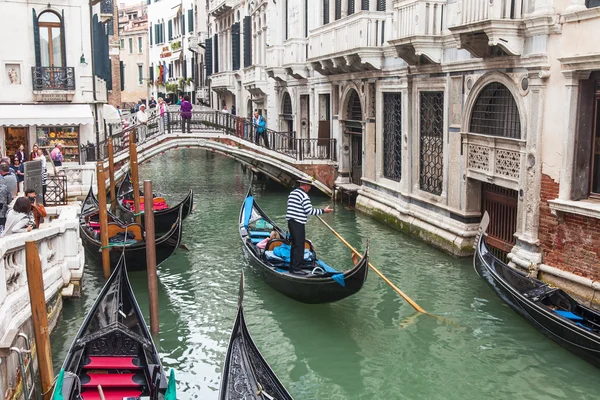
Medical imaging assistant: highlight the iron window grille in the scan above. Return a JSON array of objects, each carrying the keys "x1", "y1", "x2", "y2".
[
  {"x1": 282, "y1": 93, "x2": 293, "y2": 120},
  {"x1": 419, "y1": 91, "x2": 444, "y2": 195},
  {"x1": 383, "y1": 93, "x2": 402, "y2": 182},
  {"x1": 470, "y1": 82, "x2": 521, "y2": 139}
]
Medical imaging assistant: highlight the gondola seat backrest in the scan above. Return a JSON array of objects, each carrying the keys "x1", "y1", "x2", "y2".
[
  {"x1": 107, "y1": 223, "x2": 144, "y2": 241},
  {"x1": 266, "y1": 239, "x2": 288, "y2": 251}
]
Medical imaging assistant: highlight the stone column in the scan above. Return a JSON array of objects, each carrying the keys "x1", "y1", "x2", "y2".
[{"x1": 558, "y1": 73, "x2": 583, "y2": 200}]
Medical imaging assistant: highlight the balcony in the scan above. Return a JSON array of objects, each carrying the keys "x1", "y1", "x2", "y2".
[
  {"x1": 283, "y1": 39, "x2": 309, "y2": 80},
  {"x1": 209, "y1": 0, "x2": 235, "y2": 18},
  {"x1": 462, "y1": 133, "x2": 525, "y2": 190},
  {"x1": 100, "y1": 0, "x2": 114, "y2": 23},
  {"x1": 308, "y1": 11, "x2": 388, "y2": 75},
  {"x1": 243, "y1": 65, "x2": 268, "y2": 97},
  {"x1": 389, "y1": 0, "x2": 446, "y2": 65},
  {"x1": 265, "y1": 45, "x2": 286, "y2": 82},
  {"x1": 448, "y1": 0, "x2": 524, "y2": 58},
  {"x1": 210, "y1": 71, "x2": 235, "y2": 94},
  {"x1": 32, "y1": 67, "x2": 76, "y2": 102}
]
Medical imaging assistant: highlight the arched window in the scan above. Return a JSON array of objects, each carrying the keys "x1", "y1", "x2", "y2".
[
  {"x1": 347, "y1": 90, "x2": 362, "y2": 121},
  {"x1": 470, "y1": 82, "x2": 521, "y2": 139},
  {"x1": 281, "y1": 92, "x2": 293, "y2": 119},
  {"x1": 37, "y1": 11, "x2": 65, "y2": 67}
]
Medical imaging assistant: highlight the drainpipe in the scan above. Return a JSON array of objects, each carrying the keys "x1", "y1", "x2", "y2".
[{"x1": 89, "y1": 0, "x2": 100, "y2": 160}]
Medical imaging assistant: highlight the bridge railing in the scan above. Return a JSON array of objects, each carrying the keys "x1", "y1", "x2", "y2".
[{"x1": 82, "y1": 111, "x2": 337, "y2": 163}]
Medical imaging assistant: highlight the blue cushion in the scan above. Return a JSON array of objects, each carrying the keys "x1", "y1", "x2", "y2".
[
  {"x1": 316, "y1": 260, "x2": 345, "y2": 287},
  {"x1": 554, "y1": 310, "x2": 584, "y2": 321},
  {"x1": 577, "y1": 322, "x2": 593, "y2": 331},
  {"x1": 249, "y1": 231, "x2": 271, "y2": 237},
  {"x1": 250, "y1": 238, "x2": 263, "y2": 244},
  {"x1": 243, "y1": 196, "x2": 254, "y2": 228}
]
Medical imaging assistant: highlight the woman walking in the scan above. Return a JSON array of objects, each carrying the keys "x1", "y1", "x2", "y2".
[
  {"x1": 158, "y1": 97, "x2": 167, "y2": 134},
  {"x1": 11, "y1": 157, "x2": 24, "y2": 193}
]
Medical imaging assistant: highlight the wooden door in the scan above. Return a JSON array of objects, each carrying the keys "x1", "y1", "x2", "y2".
[{"x1": 351, "y1": 134, "x2": 362, "y2": 185}]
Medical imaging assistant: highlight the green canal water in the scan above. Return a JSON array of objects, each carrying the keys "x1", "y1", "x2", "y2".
[{"x1": 51, "y1": 149, "x2": 599, "y2": 399}]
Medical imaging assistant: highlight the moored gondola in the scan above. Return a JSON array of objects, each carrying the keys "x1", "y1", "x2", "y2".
[
  {"x1": 117, "y1": 171, "x2": 193, "y2": 231},
  {"x1": 80, "y1": 188, "x2": 182, "y2": 271},
  {"x1": 239, "y1": 189, "x2": 369, "y2": 304},
  {"x1": 219, "y1": 271, "x2": 293, "y2": 400},
  {"x1": 51, "y1": 255, "x2": 170, "y2": 400},
  {"x1": 474, "y1": 211, "x2": 600, "y2": 368}
]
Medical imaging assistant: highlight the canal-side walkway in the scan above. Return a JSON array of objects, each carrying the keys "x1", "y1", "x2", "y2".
[{"x1": 0, "y1": 204, "x2": 84, "y2": 400}]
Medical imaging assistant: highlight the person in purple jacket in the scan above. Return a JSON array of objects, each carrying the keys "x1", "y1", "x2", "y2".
[{"x1": 180, "y1": 95, "x2": 193, "y2": 133}]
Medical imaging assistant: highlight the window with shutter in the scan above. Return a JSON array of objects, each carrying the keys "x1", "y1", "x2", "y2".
[
  {"x1": 335, "y1": 0, "x2": 341, "y2": 20},
  {"x1": 149, "y1": 23, "x2": 153, "y2": 46},
  {"x1": 60, "y1": 10, "x2": 67, "y2": 67},
  {"x1": 348, "y1": 0, "x2": 355, "y2": 15},
  {"x1": 183, "y1": 57, "x2": 187, "y2": 79},
  {"x1": 120, "y1": 61, "x2": 124, "y2": 90},
  {"x1": 181, "y1": 13, "x2": 185, "y2": 35},
  {"x1": 243, "y1": 16, "x2": 251, "y2": 67},
  {"x1": 150, "y1": 64, "x2": 154, "y2": 82},
  {"x1": 232, "y1": 22, "x2": 240, "y2": 71},
  {"x1": 376, "y1": 0, "x2": 386, "y2": 11},
  {"x1": 205, "y1": 37, "x2": 213, "y2": 76},
  {"x1": 213, "y1": 34, "x2": 219, "y2": 73},
  {"x1": 155, "y1": 25, "x2": 159, "y2": 44},
  {"x1": 32, "y1": 9, "x2": 41, "y2": 67},
  {"x1": 188, "y1": 9, "x2": 194, "y2": 33},
  {"x1": 323, "y1": 0, "x2": 330, "y2": 24},
  {"x1": 191, "y1": 57, "x2": 195, "y2": 80},
  {"x1": 168, "y1": 20, "x2": 172, "y2": 41},
  {"x1": 361, "y1": 0, "x2": 368, "y2": 10}
]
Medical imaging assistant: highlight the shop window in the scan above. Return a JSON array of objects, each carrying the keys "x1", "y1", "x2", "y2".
[
  {"x1": 383, "y1": 93, "x2": 402, "y2": 182},
  {"x1": 37, "y1": 11, "x2": 65, "y2": 67},
  {"x1": 36, "y1": 126, "x2": 79, "y2": 162},
  {"x1": 419, "y1": 91, "x2": 444, "y2": 195},
  {"x1": 470, "y1": 82, "x2": 521, "y2": 139}
]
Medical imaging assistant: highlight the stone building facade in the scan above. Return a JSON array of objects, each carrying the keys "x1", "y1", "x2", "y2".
[
  {"x1": 206, "y1": 0, "x2": 600, "y2": 304},
  {"x1": 119, "y1": 2, "x2": 150, "y2": 106}
]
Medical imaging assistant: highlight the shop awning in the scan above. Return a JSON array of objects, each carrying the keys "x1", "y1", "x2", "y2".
[{"x1": 0, "y1": 104, "x2": 94, "y2": 127}]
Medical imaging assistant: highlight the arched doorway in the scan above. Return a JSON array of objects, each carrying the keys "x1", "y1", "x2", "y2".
[
  {"x1": 470, "y1": 81, "x2": 522, "y2": 260},
  {"x1": 281, "y1": 92, "x2": 294, "y2": 150},
  {"x1": 345, "y1": 89, "x2": 363, "y2": 185}
]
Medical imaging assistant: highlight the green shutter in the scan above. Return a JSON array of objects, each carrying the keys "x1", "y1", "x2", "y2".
[
  {"x1": 183, "y1": 57, "x2": 187, "y2": 79},
  {"x1": 32, "y1": 9, "x2": 41, "y2": 67},
  {"x1": 149, "y1": 24, "x2": 153, "y2": 45},
  {"x1": 120, "y1": 61, "x2": 125, "y2": 91},
  {"x1": 188, "y1": 9, "x2": 193, "y2": 33},
  {"x1": 60, "y1": 10, "x2": 67, "y2": 66},
  {"x1": 232, "y1": 22, "x2": 240, "y2": 71},
  {"x1": 181, "y1": 14, "x2": 185, "y2": 35},
  {"x1": 150, "y1": 64, "x2": 154, "y2": 81},
  {"x1": 168, "y1": 20, "x2": 172, "y2": 41},
  {"x1": 205, "y1": 37, "x2": 212, "y2": 76}
]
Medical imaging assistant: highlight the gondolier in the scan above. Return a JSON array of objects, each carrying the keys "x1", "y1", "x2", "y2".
[{"x1": 286, "y1": 178, "x2": 333, "y2": 274}]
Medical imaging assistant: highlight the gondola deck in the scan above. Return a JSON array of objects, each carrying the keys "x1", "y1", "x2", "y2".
[
  {"x1": 51, "y1": 256, "x2": 168, "y2": 400},
  {"x1": 117, "y1": 171, "x2": 194, "y2": 232},
  {"x1": 474, "y1": 212, "x2": 600, "y2": 368},
  {"x1": 239, "y1": 189, "x2": 369, "y2": 303},
  {"x1": 80, "y1": 188, "x2": 183, "y2": 270}
]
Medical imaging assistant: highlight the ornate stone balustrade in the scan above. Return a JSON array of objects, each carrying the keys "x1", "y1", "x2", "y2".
[
  {"x1": 0, "y1": 204, "x2": 84, "y2": 357},
  {"x1": 462, "y1": 132, "x2": 525, "y2": 190}
]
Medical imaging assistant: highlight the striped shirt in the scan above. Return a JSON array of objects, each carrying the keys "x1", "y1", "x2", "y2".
[{"x1": 285, "y1": 188, "x2": 323, "y2": 224}]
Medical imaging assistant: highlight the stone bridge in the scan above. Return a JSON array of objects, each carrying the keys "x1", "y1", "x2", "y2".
[{"x1": 69, "y1": 110, "x2": 338, "y2": 197}]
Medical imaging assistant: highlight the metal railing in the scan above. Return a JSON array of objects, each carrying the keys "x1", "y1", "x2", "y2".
[
  {"x1": 46, "y1": 174, "x2": 68, "y2": 205},
  {"x1": 83, "y1": 110, "x2": 337, "y2": 163},
  {"x1": 31, "y1": 67, "x2": 75, "y2": 91}
]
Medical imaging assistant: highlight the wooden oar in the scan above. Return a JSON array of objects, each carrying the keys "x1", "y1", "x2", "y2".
[{"x1": 317, "y1": 215, "x2": 441, "y2": 320}]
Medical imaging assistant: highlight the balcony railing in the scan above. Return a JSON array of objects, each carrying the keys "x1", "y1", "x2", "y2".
[
  {"x1": 462, "y1": 132, "x2": 524, "y2": 189},
  {"x1": 32, "y1": 67, "x2": 75, "y2": 91},
  {"x1": 209, "y1": 0, "x2": 235, "y2": 17},
  {"x1": 210, "y1": 71, "x2": 235, "y2": 90},
  {"x1": 308, "y1": 11, "x2": 388, "y2": 60},
  {"x1": 394, "y1": 0, "x2": 445, "y2": 38},
  {"x1": 100, "y1": 0, "x2": 113, "y2": 15},
  {"x1": 456, "y1": 0, "x2": 521, "y2": 25}
]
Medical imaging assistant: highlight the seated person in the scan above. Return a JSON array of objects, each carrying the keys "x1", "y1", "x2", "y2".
[
  {"x1": 257, "y1": 231, "x2": 280, "y2": 249},
  {"x1": 24, "y1": 189, "x2": 46, "y2": 229}
]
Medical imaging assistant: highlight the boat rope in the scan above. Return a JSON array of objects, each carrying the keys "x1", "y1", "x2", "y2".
[{"x1": 256, "y1": 383, "x2": 275, "y2": 400}]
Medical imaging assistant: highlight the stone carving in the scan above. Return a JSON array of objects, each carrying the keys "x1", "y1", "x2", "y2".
[
  {"x1": 450, "y1": 76, "x2": 463, "y2": 128},
  {"x1": 495, "y1": 149, "x2": 520, "y2": 178},
  {"x1": 8, "y1": 68, "x2": 18, "y2": 84},
  {"x1": 467, "y1": 145, "x2": 490, "y2": 172},
  {"x1": 4, "y1": 251, "x2": 23, "y2": 294},
  {"x1": 89, "y1": 331, "x2": 140, "y2": 356}
]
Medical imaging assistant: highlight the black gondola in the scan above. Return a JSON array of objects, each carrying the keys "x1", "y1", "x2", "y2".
[
  {"x1": 219, "y1": 271, "x2": 293, "y2": 400},
  {"x1": 80, "y1": 188, "x2": 182, "y2": 271},
  {"x1": 474, "y1": 211, "x2": 600, "y2": 368},
  {"x1": 239, "y1": 189, "x2": 369, "y2": 304},
  {"x1": 117, "y1": 171, "x2": 193, "y2": 232},
  {"x1": 52, "y1": 255, "x2": 169, "y2": 400}
]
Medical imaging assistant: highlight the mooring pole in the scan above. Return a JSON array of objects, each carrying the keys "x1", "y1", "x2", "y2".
[
  {"x1": 97, "y1": 161, "x2": 111, "y2": 279},
  {"x1": 129, "y1": 130, "x2": 142, "y2": 224},
  {"x1": 25, "y1": 241, "x2": 54, "y2": 400},
  {"x1": 107, "y1": 127, "x2": 116, "y2": 213},
  {"x1": 144, "y1": 180, "x2": 159, "y2": 333}
]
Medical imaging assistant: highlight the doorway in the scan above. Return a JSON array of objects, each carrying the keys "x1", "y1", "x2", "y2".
[
  {"x1": 481, "y1": 183, "x2": 518, "y2": 262},
  {"x1": 5, "y1": 127, "x2": 28, "y2": 157},
  {"x1": 300, "y1": 95, "x2": 310, "y2": 139},
  {"x1": 351, "y1": 134, "x2": 363, "y2": 185}
]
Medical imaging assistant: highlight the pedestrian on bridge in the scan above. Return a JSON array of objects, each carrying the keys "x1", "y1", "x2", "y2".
[
  {"x1": 158, "y1": 97, "x2": 167, "y2": 134},
  {"x1": 254, "y1": 111, "x2": 268, "y2": 149},
  {"x1": 137, "y1": 104, "x2": 148, "y2": 143},
  {"x1": 180, "y1": 95, "x2": 193, "y2": 133}
]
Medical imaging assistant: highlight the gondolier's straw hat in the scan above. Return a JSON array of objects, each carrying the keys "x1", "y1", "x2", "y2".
[{"x1": 297, "y1": 178, "x2": 314, "y2": 186}]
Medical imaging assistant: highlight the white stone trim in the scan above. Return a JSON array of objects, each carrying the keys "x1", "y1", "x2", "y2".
[{"x1": 548, "y1": 198, "x2": 600, "y2": 220}]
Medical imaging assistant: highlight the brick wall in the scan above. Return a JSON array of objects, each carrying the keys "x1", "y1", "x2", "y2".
[{"x1": 539, "y1": 174, "x2": 600, "y2": 281}]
